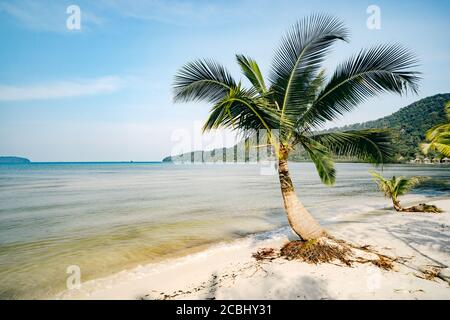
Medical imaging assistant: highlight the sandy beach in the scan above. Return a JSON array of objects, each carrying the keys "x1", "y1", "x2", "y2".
[{"x1": 57, "y1": 197, "x2": 450, "y2": 300}]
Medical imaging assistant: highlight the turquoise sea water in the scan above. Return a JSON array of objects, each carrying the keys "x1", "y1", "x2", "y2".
[{"x1": 0, "y1": 162, "x2": 448, "y2": 299}]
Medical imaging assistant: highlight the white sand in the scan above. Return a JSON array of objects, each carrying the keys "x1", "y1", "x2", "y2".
[{"x1": 57, "y1": 198, "x2": 450, "y2": 300}]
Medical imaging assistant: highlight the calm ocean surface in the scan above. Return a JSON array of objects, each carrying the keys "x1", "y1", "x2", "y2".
[{"x1": 0, "y1": 162, "x2": 448, "y2": 299}]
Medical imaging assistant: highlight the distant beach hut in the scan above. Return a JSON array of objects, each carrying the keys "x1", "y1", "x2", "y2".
[
  {"x1": 432, "y1": 157, "x2": 440, "y2": 164},
  {"x1": 443, "y1": 157, "x2": 450, "y2": 163},
  {"x1": 423, "y1": 157, "x2": 431, "y2": 164},
  {"x1": 412, "y1": 157, "x2": 421, "y2": 163}
]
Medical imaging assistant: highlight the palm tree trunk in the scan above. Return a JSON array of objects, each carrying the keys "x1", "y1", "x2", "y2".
[
  {"x1": 278, "y1": 157, "x2": 325, "y2": 240},
  {"x1": 393, "y1": 199, "x2": 403, "y2": 212}
]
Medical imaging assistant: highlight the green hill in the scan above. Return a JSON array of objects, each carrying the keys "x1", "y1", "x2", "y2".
[
  {"x1": 321, "y1": 93, "x2": 450, "y2": 160},
  {"x1": 164, "y1": 93, "x2": 450, "y2": 163}
]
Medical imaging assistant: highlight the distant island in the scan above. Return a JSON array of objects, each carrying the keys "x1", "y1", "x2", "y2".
[
  {"x1": 0, "y1": 156, "x2": 31, "y2": 164},
  {"x1": 163, "y1": 93, "x2": 450, "y2": 164}
]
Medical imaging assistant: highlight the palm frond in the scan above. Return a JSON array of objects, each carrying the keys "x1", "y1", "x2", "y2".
[
  {"x1": 370, "y1": 170, "x2": 393, "y2": 198},
  {"x1": 269, "y1": 14, "x2": 349, "y2": 118},
  {"x1": 311, "y1": 129, "x2": 393, "y2": 163},
  {"x1": 236, "y1": 55, "x2": 267, "y2": 94},
  {"x1": 370, "y1": 170, "x2": 424, "y2": 200},
  {"x1": 300, "y1": 44, "x2": 420, "y2": 130},
  {"x1": 421, "y1": 141, "x2": 450, "y2": 157},
  {"x1": 425, "y1": 123, "x2": 450, "y2": 142},
  {"x1": 285, "y1": 70, "x2": 326, "y2": 130},
  {"x1": 394, "y1": 176, "x2": 422, "y2": 196},
  {"x1": 202, "y1": 86, "x2": 283, "y2": 134},
  {"x1": 420, "y1": 142, "x2": 432, "y2": 155},
  {"x1": 421, "y1": 101, "x2": 450, "y2": 156},
  {"x1": 173, "y1": 59, "x2": 237, "y2": 103},
  {"x1": 432, "y1": 142, "x2": 450, "y2": 157},
  {"x1": 370, "y1": 170, "x2": 387, "y2": 183},
  {"x1": 298, "y1": 136, "x2": 336, "y2": 185}
]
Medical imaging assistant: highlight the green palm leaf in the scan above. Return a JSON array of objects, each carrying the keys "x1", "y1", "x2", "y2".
[
  {"x1": 298, "y1": 136, "x2": 336, "y2": 185},
  {"x1": 370, "y1": 170, "x2": 423, "y2": 201},
  {"x1": 312, "y1": 129, "x2": 393, "y2": 163},
  {"x1": 394, "y1": 176, "x2": 421, "y2": 197},
  {"x1": 173, "y1": 59, "x2": 237, "y2": 103},
  {"x1": 370, "y1": 170, "x2": 392, "y2": 198},
  {"x1": 300, "y1": 44, "x2": 420, "y2": 129},
  {"x1": 421, "y1": 101, "x2": 450, "y2": 157},
  {"x1": 202, "y1": 86, "x2": 282, "y2": 134},
  {"x1": 236, "y1": 55, "x2": 267, "y2": 94},
  {"x1": 421, "y1": 140, "x2": 450, "y2": 157},
  {"x1": 270, "y1": 14, "x2": 349, "y2": 119}
]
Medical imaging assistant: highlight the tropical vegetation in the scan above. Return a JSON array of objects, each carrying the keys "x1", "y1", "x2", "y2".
[
  {"x1": 173, "y1": 14, "x2": 420, "y2": 241},
  {"x1": 321, "y1": 93, "x2": 450, "y2": 161},
  {"x1": 370, "y1": 171, "x2": 441, "y2": 213},
  {"x1": 420, "y1": 101, "x2": 450, "y2": 157}
]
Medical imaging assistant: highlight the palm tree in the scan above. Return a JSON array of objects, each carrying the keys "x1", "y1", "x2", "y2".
[
  {"x1": 173, "y1": 14, "x2": 420, "y2": 241},
  {"x1": 370, "y1": 171, "x2": 440, "y2": 213},
  {"x1": 420, "y1": 101, "x2": 450, "y2": 157},
  {"x1": 370, "y1": 171, "x2": 421, "y2": 211}
]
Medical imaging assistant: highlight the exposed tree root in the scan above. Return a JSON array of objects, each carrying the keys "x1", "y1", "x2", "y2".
[
  {"x1": 280, "y1": 238, "x2": 352, "y2": 266},
  {"x1": 254, "y1": 236, "x2": 397, "y2": 271},
  {"x1": 399, "y1": 203, "x2": 442, "y2": 213}
]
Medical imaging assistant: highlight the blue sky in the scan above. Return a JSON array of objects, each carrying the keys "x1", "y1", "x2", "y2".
[{"x1": 0, "y1": 0, "x2": 449, "y2": 161}]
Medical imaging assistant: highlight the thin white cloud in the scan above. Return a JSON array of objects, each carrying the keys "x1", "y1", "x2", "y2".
[
  {"x1": 0, "y1": 0, "x2": 102, "y2": 32},
  {"x1": 101, "y1": 0, "x2": 219, "y2": 25},
  {"x1": 0, "y1": 76, "x2": 123, "y2": 101},
  {"x1": 0, "y1": 0, "x2": 257, "y2": 30}
]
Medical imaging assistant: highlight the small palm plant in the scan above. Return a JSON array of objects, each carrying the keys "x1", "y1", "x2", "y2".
[
  {"x1": 420, "y1": 101, "x2": 450, "y2": 157},
  {"x1": 370, "y1": 171, "x2": 440, "y2": 213},
  {"x1": 173, "y1": 14, "x2": 420, "y2": 240}
]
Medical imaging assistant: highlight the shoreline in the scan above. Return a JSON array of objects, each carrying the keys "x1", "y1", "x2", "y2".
[{"x1": 57, "y1": 196, "x2": 450, "y2": 300}]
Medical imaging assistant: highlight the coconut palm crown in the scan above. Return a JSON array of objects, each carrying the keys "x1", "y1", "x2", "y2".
[
  {"x1": 370, "y1": 171, "x2": 422, "y2": 211},
  {"x1": 173, "y1": 14, "x2": 420, "y2": 241}
]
